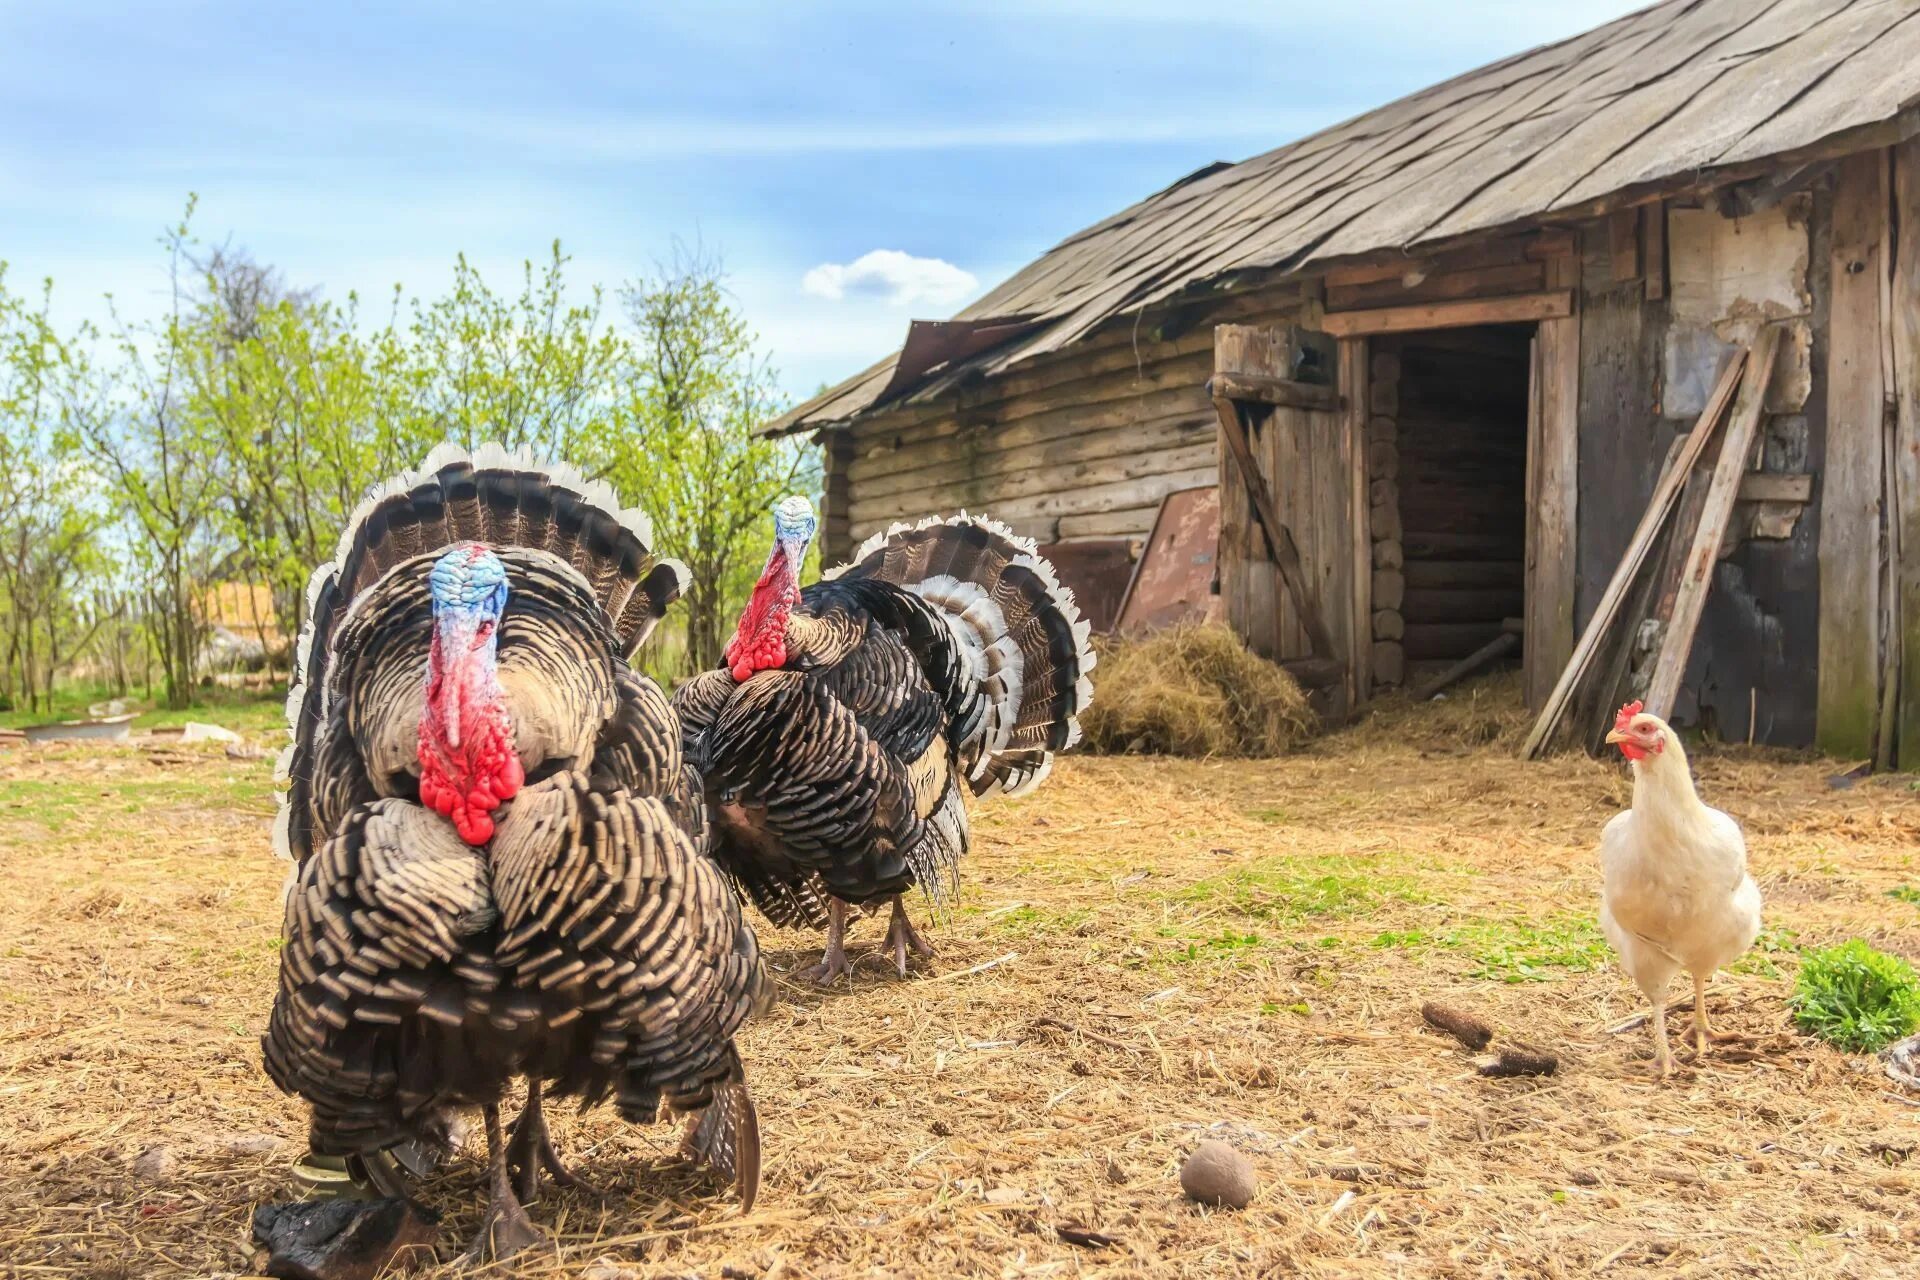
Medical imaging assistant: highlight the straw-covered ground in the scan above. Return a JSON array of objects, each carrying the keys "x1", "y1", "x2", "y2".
[{"x1": 5, "y1": 677, "x2": 1920, "y2": 1279}]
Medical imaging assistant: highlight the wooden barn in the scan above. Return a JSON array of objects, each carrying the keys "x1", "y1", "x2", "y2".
[{"x1": 767, "y1": 0, "x2": 1920, "y2": 762}]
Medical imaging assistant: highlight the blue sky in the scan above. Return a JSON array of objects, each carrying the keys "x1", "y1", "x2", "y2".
[{"x1": 1, "y1": 1, "x2": 1647, "y2": 401}]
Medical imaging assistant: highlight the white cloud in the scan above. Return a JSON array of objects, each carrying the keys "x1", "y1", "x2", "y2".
[{"x1": 801, "y1": 249, "x2": 978, "y2": 308}]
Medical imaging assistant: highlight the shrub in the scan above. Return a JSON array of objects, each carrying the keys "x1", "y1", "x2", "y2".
[
  {"x1": 1790, "y1": 940, "x2": 1920, "y2": 1053},
  {"x1": 1080, "y1": 623, "x2": 1316, "y2": 758}
]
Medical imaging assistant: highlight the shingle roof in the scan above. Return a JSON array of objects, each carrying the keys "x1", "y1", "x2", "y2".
[{"x1": 770, "y1": 0, "x2": 1920, "y2": 435}]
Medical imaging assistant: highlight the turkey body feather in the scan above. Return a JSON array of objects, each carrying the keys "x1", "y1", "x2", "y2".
[
  {"x1": 263, "y1": 447, "x2": 765, "y2": 1254},
  {"x1": 676, "y1": 512, "x2": 1093, "y2": 981}
]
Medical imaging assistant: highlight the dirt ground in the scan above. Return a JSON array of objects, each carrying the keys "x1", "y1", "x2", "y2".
[{"x1": 5, "y1": 680, "x2": 1920, "y2": 1279}]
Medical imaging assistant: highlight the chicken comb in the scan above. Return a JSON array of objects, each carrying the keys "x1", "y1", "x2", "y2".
[{"x1": 1614, "y1": 700, "x2": 1644, "y2": 732}]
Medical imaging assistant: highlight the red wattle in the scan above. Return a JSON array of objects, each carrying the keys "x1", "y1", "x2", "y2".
[{"x1": 725, "y1": 546, "x2": 796, "y2": 683}]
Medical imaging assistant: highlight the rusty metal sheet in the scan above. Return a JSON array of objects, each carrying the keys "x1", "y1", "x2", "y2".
[
  {"x1": 1116, "y1": 486, "x2": 1221, "y2": 634},
  {"x1": 1036, "y1": 539, "x2": 1136, "y2": 635}
]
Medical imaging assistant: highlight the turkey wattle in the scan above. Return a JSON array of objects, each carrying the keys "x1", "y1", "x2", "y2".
[
  {"x1": 674, "y1": 501, "x2": 1095, "y2": 984},
  {"x1": 264, "y1": 445, "x2": 766, "y2": 1259}
]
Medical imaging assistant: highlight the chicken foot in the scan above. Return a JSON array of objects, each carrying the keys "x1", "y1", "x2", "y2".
[
  {"x1": 1687, "y1": 973, "x2": 1746, "y2": 1057},
  {"x1": 463, "y1": 1103, "x2": 545, "y2": 1262},
  {"x1": 801, "y1": 899, "x2": 852, "y2": 985},
  {"x1": 508, "y1": 1080, "x2": 596, "y2": 1203},
  {"x1": 880, "y1": 895, "x2": 936, "y2": 977}
]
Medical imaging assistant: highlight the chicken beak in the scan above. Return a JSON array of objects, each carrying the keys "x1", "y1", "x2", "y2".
[{"x1": 1603, "y1": 728, "x2": 1628, "y2": 745}]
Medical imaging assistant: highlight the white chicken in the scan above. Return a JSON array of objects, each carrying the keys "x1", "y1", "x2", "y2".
[{"x1": 1598, "y1": 700, "x2": 1762, "y2": 1077}]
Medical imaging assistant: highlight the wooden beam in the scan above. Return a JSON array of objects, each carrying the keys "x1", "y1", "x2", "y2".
[
  {"x1": 1524, "y1": 257, "x2": 1580, "y2": 712},
  {"x1": 1645, "y1": 325, "x2": 1783, "y2": 720},
  {"x1": 1609, "y1": 209, "x2": 1640, "y2": 283},
  {"x1": 1818, "y1": 151, "x2": 1889, "y2": 760},
  {"x1": 1642, "y1": 202, "x2": 1666, "y2": 302},
  {"x1": 1204, "y1": 372, "x2": 1340, "y2": 412},
  {"x1": 1341, "y1": 336, "x2": 1371, "y2": 704},
  {"x1": 1735, "y1": 472, "x2": 1813, "y2": 504},
  {"x1": 1414, "y1": 632, "x2": 1521, "y2": 703},
  {"x1": 1321, "y1": 290, "x2": 1573, "y2": 338},
  {"x1": 1895, "y1": 139, "x2": 1920, "y2": 768},
  {"x1": 1211, "y1": 395, "x2": 1338, "y2": 662},
  {"x1": 1521, "y1": 354, "x2": 1747, "y2": 759}
]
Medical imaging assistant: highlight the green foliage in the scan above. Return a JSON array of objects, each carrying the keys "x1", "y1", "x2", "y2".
[
  {"x1": 1180, "y1": 856, "x2": 1426, "y2": 923},
  {"x1": 1790, "y1": 940, "x2": 1920, "y2": 1053},
  {"x1": 1887, "y1": 886, "x2": 1920, "y2": 906},
  {"x1": 1367, "y1": 915, "x2": 1609, "y2": 983},
  {"x1": 1, "y1": 203, "x2": 814, "y2": 707}
]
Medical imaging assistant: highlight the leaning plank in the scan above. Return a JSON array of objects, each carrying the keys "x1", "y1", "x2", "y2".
[
  {"x1": 1412, "y1": 631, "x2": 1521, "y2": 703},
  {"x1": 1643, "y1": 325, "x2": 1783, "y2": 720},
  {"x1": 1320, "y1": 290, "x2": 1573, "y2": 337},
  {"x1": 1521, "y1": 351, "x2": 1748, "y2": 758},
  {"x1": 1211, "y1": 394, "x2": 1338, "y2": 662},
  {"x1": 1895, "y1": 139, "x2": 1920, "y2": 767}
]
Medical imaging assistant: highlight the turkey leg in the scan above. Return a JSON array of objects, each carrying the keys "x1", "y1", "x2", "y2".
[
  {"x1": 508, "y1": 1080, "x2": 596, "y2": 1202},
  {"x1": 881, "y1": 895, "x2": 936, "y2": 977},
  {"x1": 801, "y1": 898, "x2": 852, "y2": 985},
  {"x1": 463, "y1": 1103, "x2": 545, "y2": 1262}
]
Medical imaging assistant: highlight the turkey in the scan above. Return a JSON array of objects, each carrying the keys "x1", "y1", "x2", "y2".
[
  {"x1": 674, "y1": 501, "x2": 1094, "y2": 984},
  {"x1": 263, "y1": 444, "x2": 767, "y2": 1260}
]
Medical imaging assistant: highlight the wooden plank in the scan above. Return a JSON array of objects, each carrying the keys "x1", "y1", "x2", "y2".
[
  {"x1": 1412, "y1": 631, "x2": 1521, "y2": 702},
  {"x1": 1525, "y1": 254, "x2": 1580, "y2": 711},
  {"x1": 1735, "y1": 472, "x2": 1813, "y2": 504},
  {"x1": 1211, "y1": 395, "x2": 1336, "y2": 662},
  {"x1": 848, "y1": 440, "x2": 1219, "y2": 524},
  {"x1": 1818, "y1": 151, "x2": 1888, "y2": 760},
  {"x1": 1205, "y1": 372, "x2": 1340, "y2": 412},
  {"x1": 1521, "y1": 352, "x2": 1746, "y2": 758},
  {"x1": 1608, "y1": 209, "x2": 1640, "y2": 282},
  {"x1": 1321, "y1": 291, "x2": 1573, "y2": 338},
  {"x1": 1645, "y1": 324, "x2": 1783, "y2": 720},
  {"x1": 1342, "y1": 336, "x2": 1372, "y2": 703},
  {"x1": 1325, "y1": 259, "x2": 1546, "y2": 312},
  {"x1": 1895, "y1": 139, "x2": 1920, "y2": 768},
  {"x1": 1643, "y1": 202, "x2": 1666, "y2": 301}
]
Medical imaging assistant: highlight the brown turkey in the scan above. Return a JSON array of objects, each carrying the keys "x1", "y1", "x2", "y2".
[
  {"x1": 674, "y1": 501, "x2": 1094, "y2": 983},
  {"x1": 264, "y1": 444, "x2": 767, "y2": 1260}
]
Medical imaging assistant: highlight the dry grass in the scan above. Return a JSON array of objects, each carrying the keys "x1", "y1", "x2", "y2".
[
  {"x1": 5, "y1": 679, "x2": 1920, "y2": 1278},
  {"x1": 1081, "y1": 625, "x2": 1317, "y2": 758}
]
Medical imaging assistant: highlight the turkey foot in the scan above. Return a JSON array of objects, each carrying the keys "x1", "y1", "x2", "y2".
[
  {"x1": 463, "y1": 1103, "x2": 546, "y2": 1263},
  {"x1": 880, "y1": 896, "x2": 935, "y2": 977},
  {"x1": 508, "y1": 1081, "x2": 597, "y2": 1203},
  {"x1": 800, "y1": 899, "x2": 852, "y2": 986}
]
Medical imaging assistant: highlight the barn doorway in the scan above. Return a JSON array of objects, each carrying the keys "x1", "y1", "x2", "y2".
[{"x1": 1369, "y1": 325, "x2": 1532, "y2": 689}]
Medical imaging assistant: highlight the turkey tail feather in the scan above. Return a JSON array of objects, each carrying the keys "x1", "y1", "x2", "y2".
[
  {"x1": 829, "y1": 512, "x2": 1094, "y2": 797},
  {"x1": 678, "y1": 1078, "x2": 761, "y2": 1212},
  {"x1": 274, "y1": 444, "x2": 687, "y2": 866}
]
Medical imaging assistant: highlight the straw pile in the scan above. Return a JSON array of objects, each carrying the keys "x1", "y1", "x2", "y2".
[{"x1": 1081, "y1": 624, "x2": 1316, "y2": 757}]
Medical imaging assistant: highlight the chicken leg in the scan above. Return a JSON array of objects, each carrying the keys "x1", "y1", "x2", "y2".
[
  {"x1": 880, "y1": 895, "x2": 935, "y2": 977},
  {"x1": 801, "y1": 899, "x2": 851, "y2": 985},
  {"x1": 1688, "y1": 972, "x2": 1745, "y2": 1056},
  {"x1": 463, "y1": 1103, "x2": 544, "y2": 1262},
  {"x1": 507, "y1": 1080, "x2": 596, "y2": 1203},
  {"x1": 1648, "y1": 1000, "x2": 1674, "y2": 1078}
]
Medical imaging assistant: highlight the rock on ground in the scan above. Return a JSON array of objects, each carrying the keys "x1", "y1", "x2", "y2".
[{"x1": 1179, "y1": 1139, "x2": 1257, "y2": 1209}]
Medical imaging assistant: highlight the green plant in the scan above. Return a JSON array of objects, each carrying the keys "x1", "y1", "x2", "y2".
[
  {"x1": 1887, "y1": 886, "x2": 1920, "y2": 906},
  {"x1": 1790, "y1": 940, "x2": 1920, "y2": 1053}
]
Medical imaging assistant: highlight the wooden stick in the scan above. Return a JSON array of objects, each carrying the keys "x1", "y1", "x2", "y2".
[
  {"x1": 924, "y1": 952, "x2": 1019, "y2": 983},
  {"x1": 1205, "y1": 372, "x2": 1339, "y2": 413},
  {"x1": 1410, "y1": 632, "x2": 1520, "y2": 702},
  {"x1": 1521, "y1": 351, "x2": 1749, "y2": 758},
  {"x1": 1321, "y1": 290, "x2": 1573, "y2": 337},
  {"x1": 1211, "y1": 395, "x2": 1339, "y2": 662},
  {"x1": 1645, "y1": 325, "x2": 1782, "y2": 719}
]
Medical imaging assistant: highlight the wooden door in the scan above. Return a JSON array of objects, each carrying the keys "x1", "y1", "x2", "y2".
[{"x1": 1213, "y1": 326, "x2": 1369, "y2": 707}]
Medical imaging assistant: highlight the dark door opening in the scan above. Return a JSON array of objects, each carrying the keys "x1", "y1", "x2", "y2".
[{"x1": 1372, "y1": 325, "x2": 1532, "y2": 685}]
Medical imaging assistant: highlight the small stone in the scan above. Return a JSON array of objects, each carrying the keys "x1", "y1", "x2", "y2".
[
  {"x1": 251, "y1": 1199, "x2": 439, "y2": 1280},
  {"x1": 1180, "y1": 1139, "x2": 1257, "y2": 1209},
  {"x1": 131, "y1": 1146, "x2": 178, "y2": 1182}
]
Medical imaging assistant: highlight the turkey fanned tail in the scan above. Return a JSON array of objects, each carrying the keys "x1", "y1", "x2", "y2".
[{"x1": 829, "y1": 511, "x2": 1095, "y2": 796}]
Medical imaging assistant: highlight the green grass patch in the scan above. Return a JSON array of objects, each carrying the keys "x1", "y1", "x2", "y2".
[
  {"x1": 1179, "y1": 855, "x2": 1427, "y2": 925},
  {"x1": 1790, "y1": 940, "x2": 1920, "y2": 1053},
  {"x1": 1888, "y1": 886, "x2": 1920, "y2": 906},
  {"x1": 0, "y1": 685, "x2": 287, "y2": 735},
  {"x1": 0, "y1": 772, "x2": 275, "y2": 833},
  {"x1": 1369, "y1": 915, "x2": 1609, "y2": 983}
]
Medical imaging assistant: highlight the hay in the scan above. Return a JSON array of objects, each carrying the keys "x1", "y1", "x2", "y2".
[{"x1": 1082, "y1": 624, "x2": 1316, "y2": 757}]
